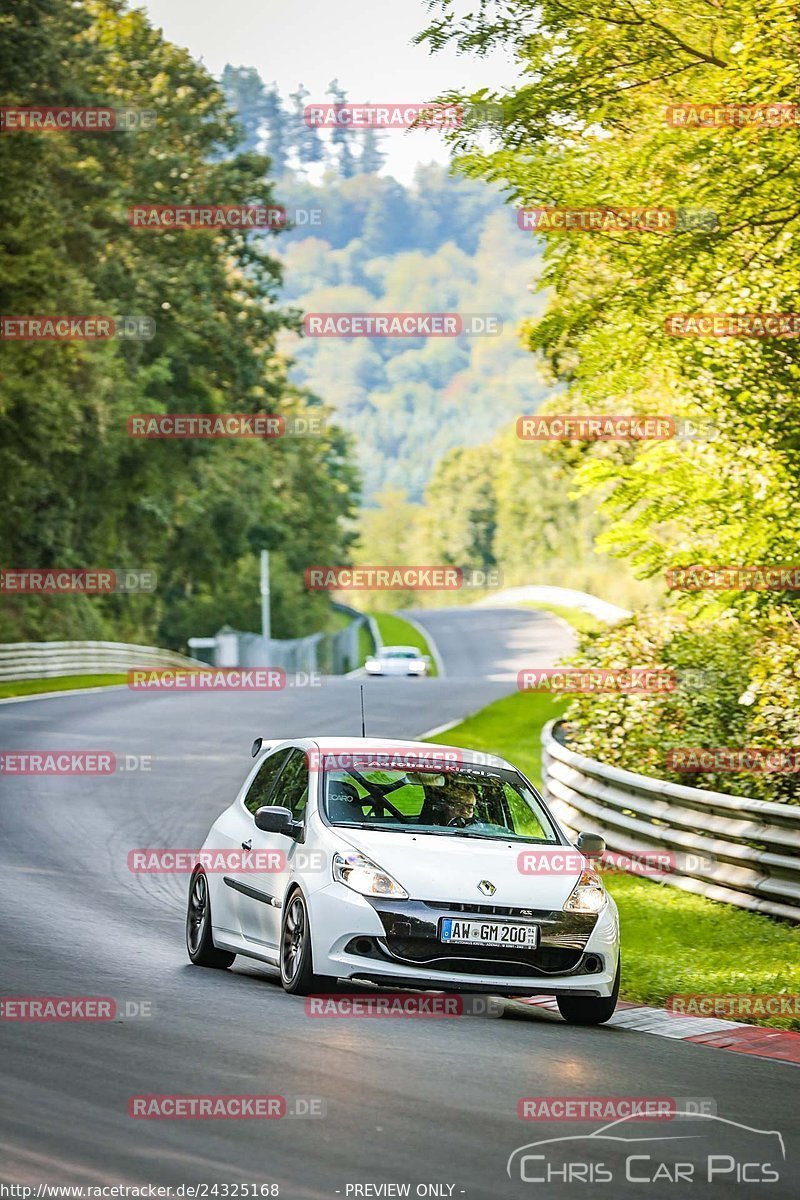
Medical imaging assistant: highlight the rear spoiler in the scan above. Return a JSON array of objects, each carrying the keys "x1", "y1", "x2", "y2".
[{"x1": 250, "y1": 737, "x2": 284, "y2": 758}]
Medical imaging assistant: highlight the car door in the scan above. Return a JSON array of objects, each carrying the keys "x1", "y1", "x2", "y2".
[
  {"x1": 214, "y1": 746, "x2": 289, "y2": 944},
  {"x1": 236, "y1": 746, "x2": 311, "y2": 952}
]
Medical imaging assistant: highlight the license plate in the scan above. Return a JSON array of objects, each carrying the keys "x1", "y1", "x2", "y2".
[{"x1": 440, "y1": 918, "x2": 539, "y2": 948}]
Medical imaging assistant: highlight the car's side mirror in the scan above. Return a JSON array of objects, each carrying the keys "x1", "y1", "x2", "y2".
[
  {"x1": 254, "y1": 805, "x2": 296, "y2": 836},
  {"x1": 576, "y1": 831, "x2": 605, "y2": 859},
  {"x1": 251, "y1": 737, "x2": 263, "y2": 758}
]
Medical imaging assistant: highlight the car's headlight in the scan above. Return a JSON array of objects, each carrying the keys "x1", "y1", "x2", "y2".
[
  {"x1": 333, "y1": 851, "x2": 408, "y2": 898},
  {"x1": 563, "y1": 866, "x2": 607, "y2": 913}
]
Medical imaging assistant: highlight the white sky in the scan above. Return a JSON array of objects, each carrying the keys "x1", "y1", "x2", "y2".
[{"x1": 137, "y1": 0, "x2": 517, "y2": 182}]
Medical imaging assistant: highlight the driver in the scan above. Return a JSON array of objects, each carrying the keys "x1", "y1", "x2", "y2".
[{"x1": 425, "y1": 778, "x2": 478, "y2": 827}]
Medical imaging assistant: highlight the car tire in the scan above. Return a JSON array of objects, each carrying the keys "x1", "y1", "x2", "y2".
[
  {"x1": 186, "y1": 867, "x2": 236, "y2": 969},
  {"x1": 556, "y1": 956, "x2": 620, "y2": 1026},
  {"x1": 279, "y1": 889, "x2": 334, "y2": 995}
]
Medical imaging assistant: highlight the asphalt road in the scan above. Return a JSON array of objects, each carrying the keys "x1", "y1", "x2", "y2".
[{"x1": 0, "y1": 607, "x2": 797, "y2": 1198}]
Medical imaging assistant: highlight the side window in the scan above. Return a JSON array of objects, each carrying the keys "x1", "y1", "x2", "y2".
[
  {"x1": 244, "y1": 750, "x2": 289, "y2": 816},
  {"x1": 272, "y1": 748, "x2": 310, "y2": 821}
]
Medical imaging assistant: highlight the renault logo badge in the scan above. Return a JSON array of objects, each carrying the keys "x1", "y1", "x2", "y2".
[{"x1": 478, "y1": 880, "x2": 496, "y2": 896}]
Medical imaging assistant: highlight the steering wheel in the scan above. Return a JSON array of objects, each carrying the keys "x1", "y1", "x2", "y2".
[{"x1": 447, "y1": 815, "x2": 470, "y2": 829}]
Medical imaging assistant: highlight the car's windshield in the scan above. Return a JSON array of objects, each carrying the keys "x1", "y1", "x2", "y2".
[
  {"x1": 322, "y1": 763, "x2": 560, "y2": 843},
  {"x1": 381, "y1": 649, "x2": 418, "y2": 660}
]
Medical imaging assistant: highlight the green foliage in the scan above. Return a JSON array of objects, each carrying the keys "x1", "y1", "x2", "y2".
[
  {"x1": 415, "y1": 0, "x2": 800, "y2": 793},
  {"x1": 416, "y1": 0, "x2": 800, "y2": 612},
  {"x1": 272, "y1": 169, "x2": 550, "y2": 500},
  {"x1": 0, "y1": 0, "x2": 359, "y2": 648},
  {"x1": 561, "y1": 611, "x2": 800, "y2": 802}
]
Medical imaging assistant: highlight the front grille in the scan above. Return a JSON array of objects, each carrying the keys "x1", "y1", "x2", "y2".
[
  {"x1": 423, "y1": 900, "x2": 548, "y2": 919},
  {"x1": 382, "y1": 937, "x2": 583, "y2": 976},
  {"x1": 367, "y1": 899, "x2": 599, "y2": 978}
]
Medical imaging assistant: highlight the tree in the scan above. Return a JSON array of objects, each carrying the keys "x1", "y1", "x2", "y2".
[
  {"x1": 415, "y1": 0, "x2": 800, "y2": 619},
  {"x1": 220, "y1": 64, "x2": 268, "y2": 153},
  {"x1": 289, "y1": 82, "x2": 324, "y2": 170},
  {"x1": 327, "y1": 78, "x2": 358, "y2": 179},
  {"x1": 262, "y1": 82, "x2": 289, "y2": 177},
  {"x1": 360, "y1": 125, "x2": 385, "y2": 175},
  {"x1": 0, "y1": 0, "x2": 359, "y2": 645}
]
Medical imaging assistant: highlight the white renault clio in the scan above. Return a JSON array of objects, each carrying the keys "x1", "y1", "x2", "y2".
[{"x1": 186, "y1": 737, "x2": 620, "y2": 1025}]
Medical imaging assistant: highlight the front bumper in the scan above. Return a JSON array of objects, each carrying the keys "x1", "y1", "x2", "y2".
[{"x1": 308, "y1": 885, "x2": 620, "y2": 997}]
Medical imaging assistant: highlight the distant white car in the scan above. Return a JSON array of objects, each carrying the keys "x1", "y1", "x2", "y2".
[
  {"x1": 186, "y1": 736, "x2": 621, "y2": 1025},
  {"x1": 365, "y1": 645, "x2": 429, "y2": 676}
]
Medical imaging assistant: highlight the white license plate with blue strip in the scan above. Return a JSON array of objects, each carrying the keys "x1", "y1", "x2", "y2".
[{"x1": 440, "y1": 918, "x2": 539, "y2": 947}]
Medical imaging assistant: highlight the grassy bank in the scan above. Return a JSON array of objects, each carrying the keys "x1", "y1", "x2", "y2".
[
  {"x1": 518, "y1": 601, "x2": 604, "y2": 637},
  {"x1": 424, "y1": 688, "x2": 800, "y2": 1029},
  {"x1": 0, "y1": 674, "x2": 128, "y2": 700}
]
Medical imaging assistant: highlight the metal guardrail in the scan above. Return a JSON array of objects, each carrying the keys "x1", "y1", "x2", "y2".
[
  {"x1": 541, "y1": 719, "x2": 800, "y2": 923},
  {"x1": 0, "y1": 640, "x2": 205, "y2": 682}
]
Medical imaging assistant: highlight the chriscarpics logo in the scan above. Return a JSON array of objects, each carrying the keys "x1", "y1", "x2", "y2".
[{"x1": 507, "y1": 1112, "x2": 786, "y2": 1186}]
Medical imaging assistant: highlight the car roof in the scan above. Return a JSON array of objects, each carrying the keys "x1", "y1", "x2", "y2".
[
  {"x1": 306, "y1": 735, "x2": 510, "y2": 770},
  {"x1": 378, "y1": 645, "x2": 421, "y2": 654}
]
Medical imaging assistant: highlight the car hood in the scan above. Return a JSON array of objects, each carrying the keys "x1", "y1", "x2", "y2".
[{"x1": 334, "y1": 827, "x2": 585, "y2": 909}]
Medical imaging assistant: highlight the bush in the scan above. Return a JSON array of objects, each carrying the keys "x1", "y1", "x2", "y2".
[{"x1": 561, "y1": 611, "x2": 800, "y2": 803}]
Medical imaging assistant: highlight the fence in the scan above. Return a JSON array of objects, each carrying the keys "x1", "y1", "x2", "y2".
[
  {"x1": 187, "y1": 605, "x2": 374, "y2": 676},
  {"x1": 0, "y1": 640, "x2": 205, "y2": 682},
  {"x1": 541, "y1": 720, "x2": 800, "y2": 923}
]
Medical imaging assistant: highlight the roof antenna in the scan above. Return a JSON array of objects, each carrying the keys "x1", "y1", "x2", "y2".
[{"x1": 360, "y1": 684, "x2": 366, "y2": 738}]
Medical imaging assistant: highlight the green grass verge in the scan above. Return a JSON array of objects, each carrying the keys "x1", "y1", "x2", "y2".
[
  {"x1": 609, "y1": 873, "x2": 800, "y2": 1028},
  {"x1": 369, "y1": 612, "x2": 438, "y2": 677},
  {"x1": 424, "y1": 688, "x2": 800, "y2": 1029},
  {"x1": 518, "y1": 601, "x2": 604, "y2": 637},
  {"x1": 426, "y1": 689, "x2": 567, "y2": 786},
  {"x1": 0, "y1": 674, "x2": 128, "y2": 699}
]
